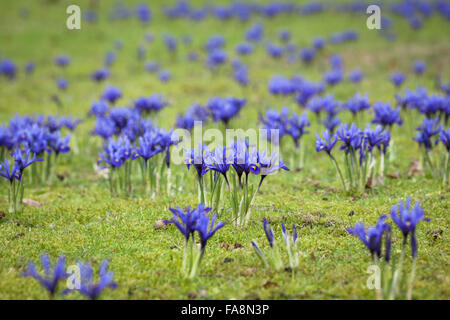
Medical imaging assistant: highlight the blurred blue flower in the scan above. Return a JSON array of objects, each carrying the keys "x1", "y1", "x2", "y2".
[
  {"x1": 390, "y1": 72, "x2": 406, "y2": 87},
  {"x1": 101, "y1": 85, "x2": 122, "y2": 104},
  {"x1": 372, "y1": 102, "x2": 402, "y2": 128},
  {"x1": 23, "y1": 254, "x2": 67, "y2": 297}
]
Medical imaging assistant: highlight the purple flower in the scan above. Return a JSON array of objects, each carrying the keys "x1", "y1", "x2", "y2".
[
  {"x1": 205, "y1": 35, "x2": 225, "y2": 51},
  {"x1": 364, "y1": 125, "x2": 388, "y2": 153},
  {"x1": 101, "y1": 85, "x2": 122, "y2": 104},
  {"x1": 207, "y1": 97, "x2": 245, "y2": 125},
  {"x1": 390, "y1": 198, "x2": 429, "y2": 258},
  {"x1": 336, "y1": 123, "x2": 363, "y2": 153},
  {"x1": 163, "y1": 34, "x2": 177, "y2": 52},
  {"x1": 25, "y1": 61, "x2": 35, "y2": 75},
  {"x1": 266, "y1": 43, "x2": 284, "y2": 59},
  {"x1": 0, "y1": 158, "x2": 21, "y2": 182},
  {"x1": 347, "y1": 216, "x2": 391, "y2": 261},
  {"x1": 0, "y1": 59, "x2": 17, "y2": 79},
  {"x1": 57, "y1": 77, "x2": 68, "y2": 91},
  {"x1": 413, "y1": 60, "x2": 426, "y2": 75},
  {"x1": 48, "y1": 132, "x2": 71, "y2": 155},
  {"x1": 195, "y1": 211, "x2": 226, "y2": 250},
  {"x1": 207, "y1": 49, "x2": 227, "y2": 68},
  {"x1": 348, "y1": 69, "x2": 363, "y2": 83},
  {"x1": 438, "y1": 128, "x2": 450, "y2": 152},
  {"x1": 344, "y1": 93, "x2": 370, "y2": 116},
  {"x1": 279, "y1": 29, "x2": 291, "y2": 42},
  {"x1": 312, "y1": 36, "x2": 325, "y2": 50},
  {"x1": 413, "y1": 117, "x2": 442, "y2": 151},
  {"x1": 299, "y1": 48, "x2": 315, "y2": 64},
  {"x1": 233, "y1": 66, "x2": 249, "y2": 86},
  {"x1": 323, "y1": 69, "x2": 343, "y2": 86},
  {"x1": 73, "y1": 260, "x2": 117, "y2": 300},
  {"x1": 390, "y1": 72, "x2": 406, "y2": 87},
  {"x1": 165, "y1": 204, "x2": 211, "y2": 242},
  {"x1": 185, "y1": 143, "x2": 211, "y2": 178},
  {"x1": 372, "y1": 102, "x2": 402, "y2": 128},
  {"x1": 258, "y1": 151, "x2": 289, "y2": 180},
  {"x1": 236, "y1": 42, "x2": 253, "y2": 55},
  {"x1": 263, "y1": 218, "x2": 274, "y2": 247},
  {"x1": 158, "y1": 70, "x2": 171, "y2": 82},
  {"x1": 11, "y1": 146, "x2": 42, "y2": 174},
  {"x1": 136, "y1": 129, "x2": 164, "y2": 161},
  {"x1": 135, "y1": 3, "x2": 151, "y2": 24},
  {"x1": 145, "y1": 61, "x2": 159, "y2": 73},
  {"x1": 268, "y1": 75, "x2": 296, "y2": 96},
  {"x1": 246, "y1": 23, "x2": 263, "y2": 42},
  {"x1": 91, "y1": 68, "x2": 110, "y2": 82},
  {"x1": 23, "y1": 254, "x2": 68, "y2": 297},
  {"x1": 54, "y1": 55, "x2": 70, "y2": 68},
  {"x1": 315, "y1": 130, "x2": 337, "y2": 154}
]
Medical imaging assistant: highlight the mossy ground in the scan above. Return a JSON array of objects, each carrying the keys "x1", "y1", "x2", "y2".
[{"x1": 0, "y1": 0, "x2": 449, "y2": 300}]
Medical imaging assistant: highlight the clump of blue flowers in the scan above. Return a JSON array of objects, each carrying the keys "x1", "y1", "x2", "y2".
[
  {"x1": 315, "y1": 122, "x2": 391, "y2": 193},
  {"x1": 347, "y1": 198, "x2": 428, "y2": 300},
  {"x1": 413, "y1": 117, "x2": 448, "y2": 184},
  {"x1": 183, "y1": 139, "x2": 289, "y2": 227},
  {"x1": 23, "y1": 254, "x2": 68, "y2": 298},
  {"x1": 259, "y1": 107, "x2": 310, "y2": 169},
  {"x1": 165, "y1": 204, "x2": 226, "y2": 278}
]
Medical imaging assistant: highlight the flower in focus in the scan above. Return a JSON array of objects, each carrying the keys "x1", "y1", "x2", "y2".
[{"x1": 390, "y1": 198, "x2": 429, "y2": 258}]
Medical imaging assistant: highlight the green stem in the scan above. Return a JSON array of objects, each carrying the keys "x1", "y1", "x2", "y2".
[
  {"x1": 407, "y1": 258, "x2": 417, "y2": 300},
  {"x1": 330, "y1": 155, "x2": 347, "y2": 192}
]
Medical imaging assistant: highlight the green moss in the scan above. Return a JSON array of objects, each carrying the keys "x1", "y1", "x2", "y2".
[{"x1": 0, "y1": 0, "x2": 449, "y2": 300}]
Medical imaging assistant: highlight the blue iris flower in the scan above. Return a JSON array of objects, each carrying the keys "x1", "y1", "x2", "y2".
[
  {"x1": 336, "y1": 123, "x2": 363, "y2": 153},
  {"x1": 344, "y1": 93, "x2": 370, "y2": 116},
  {"x1": 48, "y1": 132, "x2": 71, "y2": 155},
  {"x1": 266, "y1": 43, "x2": 284, "y2": 59},
  {"x1": 413, "y1": 60, "x2": 426, "y2": 75},
  {"x1": 263, "y1": 218, "x2": 274, "y2": 248},
  {"x1": 0, "y1": 59, "x2": 17, "y2": 79},
  {"x1": 347, "y1": 215, "x2": 391, "y2": 261},
  {"x1": 390, "y1": 72, "x2": 406, "y2": 87},
  {"x1": 348, "y1": 69, "x2": 363, "y2": 83},
  {"x1": 0, "y1": 158, "x2": 21, "y2": 182},
  {"x1": 372, "y1": 102, "x2": 402, "y2": 128},
  {"x1": 413, "y1": 117, "x2": 442, "y2": 151},
  {"x1": 91, "y1": 68, "x2": 110, "y2": 82},
  {"x1": 23, "y1": 254, "x2": 68, "y2": 297},
  {"x1": 437, "y1": 128, "x2": 450, "y2": 152},
  {"x1": 11, "y1": 146, "x2": 42, "y2": 174},
  {"x1": 245, "y1": 23, "x2": 263, "y2": 42},
  {"x1": 205, "y1": 35, "x2": 225, "y2": 51},
  {"x1": 90, "y1": 100, "x2": 109, "y2": 117},
  {"x1": 135, "y1": 3, "x2": 151, "y2": 25},
  {"x1": 54, "y1": 55, "x2": 70, "y2": 68},
  {"x1": 72, "y1": 260, "x2": 118, "y2": 300},
  {"x1": 364, "y1": 125, "x2": 388, "y2": 153},
  {"x1": 236, "y1": 42, "x2": 253, "y2": 55},
  {"x1": 101, "y1": 85, "x2": 122, "y2": 104},
  {"x1": 185, "y1": 143, "x2": 211, "y2": 178},
  {"x1": 315, "y1": 130, "x2": 337, "y2": 154},
  {"x1": 312, "y1": 36, "x2": 325, "y2": 50},
  {"x1": 268, "y1": 75, "x2": 296, "y2": 96},
  {"x1": 195, "y1": 212, "x2": 226, "y2": 250},
  {"x1": 207, "y1": 97, "x2": 246, "y2": 125},
  {"x1": 299, "y1": 48, "x2": 315, "y2": 64},
  {"x1": 158, "y1": 70, "x2": 171, "y2": 82},
  {"x1": 390, "y1": 198, "x2": 429, "y2": 258}
]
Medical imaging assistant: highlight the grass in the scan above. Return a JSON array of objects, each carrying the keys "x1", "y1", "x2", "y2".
[{"x1": 0, "y1": 0, "x2": 449, "y2": 300}]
